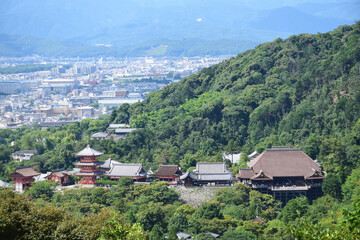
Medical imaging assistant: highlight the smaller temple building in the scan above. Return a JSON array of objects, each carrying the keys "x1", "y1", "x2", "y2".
[
  {"x1": 8, "y1": 166, "x2": 40, "y2": 192},
  {"x1": 107, "y1": 163, "x2": 147, "y2": 182},
  {"x1": 11, "y1": 150, "x2": 37, "y2": 162},
  {"x1": 194, "y1": 162, "x2": 233, "y2": 186},
  {"x1": 45, "y1": 169, "x2": 70, "y2": 185},
  {"x1": 155, "y1": 165, "x2": 182, "y2": 185},
  {"x1": 74, "y1": 145, "x2": 104, "y2": 184},
  {"x1": 180, "y1": 171, "x2": 198, "y2": 186},
  {"x1": 238, "y1": 146, "x2": 325, "y2": 204}
]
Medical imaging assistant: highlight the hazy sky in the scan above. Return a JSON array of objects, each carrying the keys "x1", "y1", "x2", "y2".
[{"x1": 0, "y1": 0, "x2": 358, "y2": 53}]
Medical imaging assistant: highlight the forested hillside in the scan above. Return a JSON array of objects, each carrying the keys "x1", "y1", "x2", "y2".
[{"x1": 109, "y1": 22, "x2": 360, "y2": 177}]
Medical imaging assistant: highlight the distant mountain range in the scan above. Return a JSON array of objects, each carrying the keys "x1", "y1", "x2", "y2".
[{"x1": 0, "y1": 0, "x2": 358, "y2": 57}]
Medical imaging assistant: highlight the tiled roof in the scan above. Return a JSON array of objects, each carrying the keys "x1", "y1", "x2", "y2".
[
  {"x1": 107, "y1": 163, "x2": 147, "y2": 177},
  {"x1": 238, "y1": 168, "x2": 255, "y2": 179},
  {"x1": 198, "y1": 173, "x2": 232, "y2": 181},
  {"x1": 100, "y1": 158, "x2": 121, "y2": 169},
  {"x1": 45, "y1": 169, "x2": 69, "y2": 178},
  {"x1": 176, "y1": 232, "x2": 192, "y2": 239},
  {"x1": 12, "y1": 150, "x2": 37, "y2": 155},
  {"x1": 75, "y1": 161, "x2": 104, "y2": 166},
  {"x1": 8, "y1": 166, "x2": 40, "y2": 178},
  {"x1": 91, "y1": 132, "x2": 109, "y2": 138},
  {"x1": 250, "y1": 170, "x2": 272, "y2": 180},
  {"x1": 180, "y1": 171, "x2": 198, "y2": 180},
  {"x1": 114, "y1": 128, "x2": 137, "y2": 134},
  {"x1": 75, "y1": 145, "x2": 103, "y2": 157},
  {"x1": 196, "y1": 162, "x2": 229, "y2": 174},
  {"x1": 247, "y1": 146, "x2": 324, "y2": 179},
  {"x1": 155, "y1": 165, "x2": 182, "y2": 177},
  {"x1": 195, "y1": 162, "x2": 232, "y2": 181}
]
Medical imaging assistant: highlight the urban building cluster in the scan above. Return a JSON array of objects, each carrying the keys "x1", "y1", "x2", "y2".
[{"x1": 0, "y1": 56, "x2": 227, "y2": 128}]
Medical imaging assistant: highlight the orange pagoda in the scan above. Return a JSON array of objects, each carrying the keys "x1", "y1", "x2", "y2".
[{"x1": 74, "y1": 145, "x2": 104, "y2": 184}]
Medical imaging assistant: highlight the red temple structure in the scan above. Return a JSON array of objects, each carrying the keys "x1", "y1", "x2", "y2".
[
  {"x1": 155, "y1": 165, "x2": 182, "y2": 185},
  {"x1": 8, "y1": 166, "x2": 40, "y2": 192},
  {"x1": 74, "y1": 145, "x2": 104, "y2": 184},
  {"x1": 45, "y1": 169, "x2": 69, "y2": 185}
]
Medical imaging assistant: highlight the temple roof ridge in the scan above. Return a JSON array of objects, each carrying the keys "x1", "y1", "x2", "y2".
[{"x1": 75, "y1": 145, "x2": 103, "y2": 157}]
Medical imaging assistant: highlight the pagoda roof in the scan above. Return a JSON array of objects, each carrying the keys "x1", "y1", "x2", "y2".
[
  {"x1": 8, "y1": 166, "x2": 40, "y2": 178},
  {"x1": 75, "y1": 171, "x2": 104, "y2": 176},
  {"x1": 75, "y1": 145, "x2": 103, "y2": 157},
  {"x1": 75, "y1": 161, "x2": 104, "y2": 166}
]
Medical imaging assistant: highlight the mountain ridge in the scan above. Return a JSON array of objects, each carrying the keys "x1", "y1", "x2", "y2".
[
  {"x1": 0, "y1": 34, "x2": 259, "y2": 57},
  {"x1": 0, "y1": 0, "x2": 357, "y2": 57}
]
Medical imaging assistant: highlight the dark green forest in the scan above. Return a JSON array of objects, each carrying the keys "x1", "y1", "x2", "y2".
[{"x1": 0, "y1": 23, "x2": 360, "y2": 239}]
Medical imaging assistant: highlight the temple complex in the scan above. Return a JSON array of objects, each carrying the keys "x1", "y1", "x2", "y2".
[
  {"x1": 237, "y1": 146, "x2": 325, "y2": 204},
  {"x1": 74, "y1": 145, "x2": 104, "y2": 184},
  {"x1": 8, "y1": 166, "x2": 40, "y2": 192}
]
